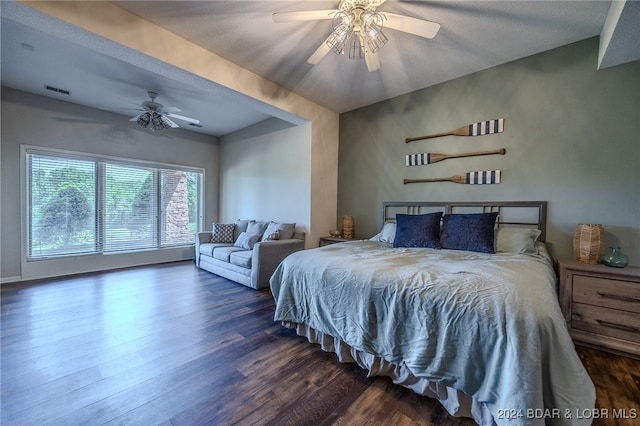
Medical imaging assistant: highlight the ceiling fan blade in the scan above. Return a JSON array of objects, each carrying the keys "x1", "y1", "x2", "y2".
[
  {"x1": 382, "y1": 12, "x2": 440, "y2": 39},
  {"x1": 100, "y1": 107, "x2": 144, "y2": 112},
  {"x1": 272, "y1": 9, "x2": 337, "y2": 23},
  {"x1": 308, "y1": 37, "x2": 332, "y2": 65},
  {"x1": 166, "y1": 112, "x2": 200, "y2": 125},
  {"x1": 364, "y1": 47, "x2": 381, "y2": 72},
  {"x1": 160, "y1": 106, "x2": 182, "y2": 113},
  {"x1": 163, "y1": 117, "x2": 179, "y2": 128},
  {"x1": 129, "y1": 114, "x2": 142, "y2": 122}
]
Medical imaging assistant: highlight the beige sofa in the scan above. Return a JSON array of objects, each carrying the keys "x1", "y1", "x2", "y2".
[{"x1": 195, "y1": 219, "x2": 304, "y2": 290}]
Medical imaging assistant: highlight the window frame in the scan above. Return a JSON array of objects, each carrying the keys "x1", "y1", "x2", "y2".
[{"x1": 23, "y1": 145, "x2": 204, "y2": 261}]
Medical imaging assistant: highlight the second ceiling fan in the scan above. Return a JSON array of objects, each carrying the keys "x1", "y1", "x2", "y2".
[{"x1": 272, "y1": 0, "x2": 440, "y2": 72}]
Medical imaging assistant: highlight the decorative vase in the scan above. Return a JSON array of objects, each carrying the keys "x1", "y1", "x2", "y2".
[
  {"x1": 342, "y1": 215, "x2": 354, "y2": 239},
  {"x1": 573, "y1": 223, "x2": 604, "y2": 264},
  {"x1": 601, "y1": 247, "x2": 629, "y2": 268}
]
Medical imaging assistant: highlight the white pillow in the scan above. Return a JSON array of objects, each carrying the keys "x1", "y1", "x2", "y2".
[
  {"x1": 496, "y1": 228, "x2": 542, "y2": 254},
  {"x1": 380, "y1": 222, "x2": 397, "y2": 243},
  {"x1": 234, "y1": 232, "x2": 262, "y2": 250},
  {"x1": 370, "y1": 222, "x2": 396, "y2": 244},
  {"x1": 369, "y1": 232, "x2": 383, "y2": 242}
]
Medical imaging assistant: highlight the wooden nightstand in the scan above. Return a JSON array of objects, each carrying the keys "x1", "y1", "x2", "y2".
[
  {"x1": 558, "y1": 260, "x2": 640, "y2": 359},
  {"x1": 319, "y1": 236, "x2": 351, "y2": 247}
]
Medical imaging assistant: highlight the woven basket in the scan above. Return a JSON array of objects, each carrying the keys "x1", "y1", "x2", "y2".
[
  {"x1": 573, "y1": 223, "x2": 604, "y2": 264},
  {"x1": 342, "y1": 215, "x2": 354, "y2": 239}
]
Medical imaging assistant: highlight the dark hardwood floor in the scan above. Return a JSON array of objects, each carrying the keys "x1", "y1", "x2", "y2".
[{"x1": 1, "y1": 261, "x2": 638, "y2": 425}]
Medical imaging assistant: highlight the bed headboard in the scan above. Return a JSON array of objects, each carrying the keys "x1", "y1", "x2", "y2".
[{"x1": 382, "y1": 201, "x2": 548, "y2": 242}]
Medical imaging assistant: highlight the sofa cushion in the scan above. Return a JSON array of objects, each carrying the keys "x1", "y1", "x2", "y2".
[
  {"x1": 234, "y1": 232, "x2": 262, "y2": 250},
  {"x1": 246, "y1": 221, "x2": 268, "y2": 238},
  {"x1": 199, "y1": 242, "x2": 233, "y2": 257},
  {"x1": 211, "y1": 223, "x2": 235, "y2": 243},
  {"x1": 213, "y1": 246, "x2": 246, "y2": 262},
  {"x1": 234, "y1": 219, "x2": 252, "y2": 242},
  {"x1": 261, "y1": 222, "x2": 296, "y2": 241},
  {"x1": 230, "y1": 250, "x2": 252, "y2": 269}
]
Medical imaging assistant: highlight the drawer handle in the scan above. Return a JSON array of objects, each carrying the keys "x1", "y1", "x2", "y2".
[
  {"x1": 596, "y1": 319, "x2": 640, "y2": 334},
  {"x1": 596, "y1": 291, "x2": 640, "y2": 303}
]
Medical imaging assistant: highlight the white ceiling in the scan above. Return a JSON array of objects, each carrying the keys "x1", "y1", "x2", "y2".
[{"x1": 2, "y1": 1, "x2": 639, "y2": 138}]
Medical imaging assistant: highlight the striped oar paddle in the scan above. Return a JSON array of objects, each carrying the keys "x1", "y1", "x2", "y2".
[
  {"x1": 405, "y1": 118, "x2": 504, "y2": 143},
  {"x1": 406, "y1": 148, "x2": 506, "y2": 166},
  {"x1": 404, "y1": 170, "x2": 501, "y2": 185}
]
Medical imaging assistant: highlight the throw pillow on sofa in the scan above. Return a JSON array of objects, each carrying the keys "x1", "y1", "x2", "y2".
[
  {"x1": 246, "y1": 221, "x2": 269, "y2": 239},
  {"x1": 234, "y1": 219, "x2": 252, "y2": 242},
  {"x1": 263, "y1": 230, "x2": 280, "y2": 241},
  {"x1": 211, "y1": 223, "x2": 235, "y2": 243},
  {"x1": 234, "y1": 232, "x2": 262, "y2": 250},
  {"x1": 261, "y1": 222, "x2": 296, "y2": 241}
]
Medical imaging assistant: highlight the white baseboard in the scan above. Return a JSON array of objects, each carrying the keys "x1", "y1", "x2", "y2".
[{"x1": 1, "y1": 276, "x2": 22, "y2": 285}]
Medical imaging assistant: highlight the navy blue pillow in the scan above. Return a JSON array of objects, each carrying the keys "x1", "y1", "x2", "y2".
[
  {"x1": 393, "y1": 212, "x2": 442, "y2": 249},
  {"x1": 440, "y1": 212, "x2": 499, "y2": 253}
]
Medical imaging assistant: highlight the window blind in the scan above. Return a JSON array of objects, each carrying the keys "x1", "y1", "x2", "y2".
[
  {"x1": 28, "y1": 154, "x2": 97, "y2": 258},
  {"x1": 26, "y1": 149, "x2": 203, "y2": 260},
  {"x1": 103, "y1": 164, "x2": 157, "y2": 252}
]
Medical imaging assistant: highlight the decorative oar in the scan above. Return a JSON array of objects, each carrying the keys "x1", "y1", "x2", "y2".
[
  {"x1": 406, "y1": 118, "x2": 504, "y2": 143},
  {"x1": 404, "y1": 170, "x2": 501, "y2": 185},
  {"x1": 406, "y1": 148, "x2": 506, "y2": 166}
]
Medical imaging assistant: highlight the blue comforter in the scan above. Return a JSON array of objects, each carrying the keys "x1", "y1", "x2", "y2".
[{"x1": 270, "y1": 240, "x2": 595, "y2": 426}]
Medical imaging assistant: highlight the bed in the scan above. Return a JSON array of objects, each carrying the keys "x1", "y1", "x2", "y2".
[{"x1": 269, "y1": 201, "x2": 596, "y2": 426}]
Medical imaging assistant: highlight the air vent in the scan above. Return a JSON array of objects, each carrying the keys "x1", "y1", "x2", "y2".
[
  {"x1": 45, "y1": 85, "x2": 71, "y2": 96},
  {"x1": 188, "y1": 123, "x2": 203, "y2": 128}
]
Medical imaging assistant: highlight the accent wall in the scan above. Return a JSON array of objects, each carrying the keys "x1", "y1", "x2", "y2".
[{"x1": 337, "y1": 38, "x2": 640, "y2": 265}]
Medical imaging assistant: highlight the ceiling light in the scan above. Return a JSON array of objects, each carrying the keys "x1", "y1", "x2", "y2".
[
  {"x1": 137, "y1": 112, "x2": 151, "y2": 128},
  {"x1": 349, "y1": 35, "x2": 365, "y2": 60},
  {"x1": 327, "y1": 12, "x2": 352, "y2": 55},
  {"x1": 150, "y1": 112, "x2": 172, "y2": 131},
  {"x1": 326, "y1": 1, "x2": 387, "y2": 60},
  {"x1": 136, "y1": 111, "x2": 173, "y2": 131}
]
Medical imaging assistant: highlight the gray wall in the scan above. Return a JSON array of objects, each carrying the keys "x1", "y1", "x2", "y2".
[
  {"x1": 219, "y1": 118, "x2": 312, "y2": 242},
  {"x1": 1, "y1": 87, "x2": 220, "y2": 282},
  {"x1": 338, "y1": 38, "x2": 640, "y2": 265}
]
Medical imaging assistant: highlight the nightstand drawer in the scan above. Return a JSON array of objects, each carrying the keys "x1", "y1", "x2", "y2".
[
  {"x1": 572, "y1": 303, "x2": 640, "y2": 343},
  {"x1": 573, "y1": 274, "x2": 640, "y2": 313}
]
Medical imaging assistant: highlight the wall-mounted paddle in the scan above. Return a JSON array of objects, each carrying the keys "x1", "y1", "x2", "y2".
[
  {"x1": 406, "y1": 118, "x2": 504, "y2": 143},
  {"x1": 406, "y1": 148, "x2": 506, "y2": 166},
  {"x1": 404, "y1": 170, "x2": 501, "y2": 185}
]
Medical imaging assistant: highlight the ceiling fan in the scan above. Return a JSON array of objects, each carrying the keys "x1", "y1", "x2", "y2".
[
  {"x1": 105, "y1": 91, "x2": 200, "y2": 131},
  {"x1": 272, "y1": 0, "x2": 440, "y2": 72}
]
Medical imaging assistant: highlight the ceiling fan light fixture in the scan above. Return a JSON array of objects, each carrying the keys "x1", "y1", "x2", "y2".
[
  {"x1": 273, "y1": 0, "x2": 440, "y2": 72},
  {"x1": 362, "y1": 10, "x2": 382, "y2": 34},
  {"x1": 137, "y1": 111, "x2": 151, "y2": 128},
  {"x1": 327, "y1": 3, "x2": 388, "y2": 60},
  {"x1": 327, "y1": 12, "x2": 352, "y2": 54},
  {"x1": 362, "y1": 10, "x2": 387, "y2": 53},
  {"x1": 349, "y1": 34, "x2": 365, "y2": 60},
  {"x1": 366, "y1": 29, "x2": 387, "y2": 53},
  {"x1": 124, "y1": 92, "x2": 198, "y2": 130},
  {"x1": 150, "y1": 112, "x2": 172, "y2": 131}
]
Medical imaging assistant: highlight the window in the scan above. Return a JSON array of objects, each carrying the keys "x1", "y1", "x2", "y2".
[
  {"x1": 27, "y1": 149, "x2": 203, "y2": 260},
  {"x1": 28, "y1": 155, "x2": 97, "y2": 257}
]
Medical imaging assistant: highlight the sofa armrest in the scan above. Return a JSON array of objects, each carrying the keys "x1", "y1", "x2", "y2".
[
  {"x1": 194, "y1": 231, "x2": 212, "y2": 267},
  {"x1": 251, "y1": 239, "x2": 305, "y2": 290}
]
